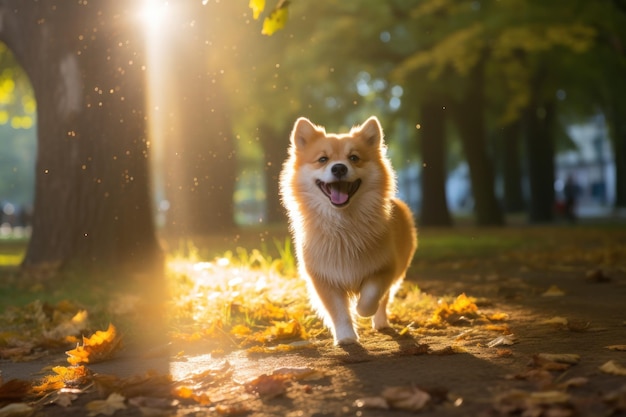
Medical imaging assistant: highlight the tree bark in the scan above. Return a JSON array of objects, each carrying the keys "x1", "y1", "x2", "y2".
[
  {"x1": 419, "y1": 99, "x2": 452, "y2": 226},
  {"x1": 500, "y1": 121, "x2": 526, "y2": 213},
  {"x1": 0, "y1": 0, "x2": 162, "y2": 273},
  {"x1": 258, "y1": 124, "x2": 288, "y2": 224},
  {"x1": 450, "y1": 59, "x2": 504, "y2": 226},
  {"x1": 524, "y1": 95, "x2": 556, "y2": 223}
]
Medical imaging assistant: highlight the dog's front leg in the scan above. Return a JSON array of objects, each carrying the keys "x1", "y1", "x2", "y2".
[{"x1": 310, "y1": 279, "x2": 358, "y2": 345}]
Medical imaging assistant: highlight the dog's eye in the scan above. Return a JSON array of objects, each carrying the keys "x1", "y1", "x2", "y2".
[
  {"x1": 318, "y1": 156, "x2": 328, "y2": 164},
  {"x1": 349, "y1": 155, "x2": 360, "y2": 162}
]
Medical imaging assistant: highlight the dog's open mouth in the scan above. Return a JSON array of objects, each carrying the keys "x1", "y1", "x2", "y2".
[{"x1": 316, "y1": 179, "x2": 361, "y2": 207}]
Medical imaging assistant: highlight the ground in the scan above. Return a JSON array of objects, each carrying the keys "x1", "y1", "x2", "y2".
[{"x1": 1, "y1": 223, "x2": 626, "y2": 416}]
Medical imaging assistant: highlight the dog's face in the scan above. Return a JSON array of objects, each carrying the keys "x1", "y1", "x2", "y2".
[{"x1": 286, "y1": 116, "x2": 390, "y2": 209}]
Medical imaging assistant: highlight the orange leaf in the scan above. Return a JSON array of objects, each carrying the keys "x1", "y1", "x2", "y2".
[{"x1": 66, "y1": 324, "x2": 122, "y2": 365}]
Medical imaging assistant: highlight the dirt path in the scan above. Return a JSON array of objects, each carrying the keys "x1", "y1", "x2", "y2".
[{"x1": 2, "y1": 226, "x2": 626, "y2": 416}]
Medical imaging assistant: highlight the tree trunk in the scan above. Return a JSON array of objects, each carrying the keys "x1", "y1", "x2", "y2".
[
  {"x1": 419, "y1": 99, "x2": 452, "y2": 226},
  {"x1": 450, "y1": 59, "x2": 504, "y2": 226},
  {"x1": 501, "y1": 121, "x2": 526, "y2": 213},
  {"x1": 0, "y1": 1, "x2": 162, "y2": 274},
  {"x1": 258, "y1": 124, "x2": 288, "y2": 224},
  {"x1": 524, "y1": 98, "x2": 556, "y2": 223},
  {"x1": 609, "y1": 98, "x2": 626, "y2": 208}
]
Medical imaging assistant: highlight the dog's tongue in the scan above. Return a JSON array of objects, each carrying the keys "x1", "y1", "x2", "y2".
[{"x1": 330, "y1": 183, "x2": 350, "y2": 205}]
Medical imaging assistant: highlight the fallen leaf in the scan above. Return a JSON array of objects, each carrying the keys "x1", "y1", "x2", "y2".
[
  {"x1": 32, "y1": 365, "x2": 90, "y2": 394},
  {"x1": 542, "y1": 285, "x2": 565, "y2": 297},
  {"x1": 600, "y1": 360, "x2": 626, "y2": 376},
  {"x1": 606, "y1": 345, "x2": 626, "y2": 351},
  {"x1": 244, "y1": 374, "x2": 287, "y2": 398},
  {"x1": 86, "y1": 393, "x2": 126, "y2": 416},
  {"x1": 381, "y1": 385, "x2": 431, "y2": 411},
  {"x1": 46, "y1": 388, "x2": 82, "y2": 407},
  {"x1": 487, "y1": 335, "x2": 517, "y2": 348},
  {"x1": 0, "y1": 379, "x2": 32, "y2": 402},
  {"x1": 535, "y1": 353, "x2": 581, "y2": 365},
  {"x1": 172, "y1": 386, "x2": 211, "y2": 405},
  {"x1": 66, "y1": 324, "x2": 122, "y2": 365},
  {"x1": 0, "y1": 403, "x2": 33, "y2": 417},
  {"x1": 528, "y1": 390, "x2": 570, "y2": 405},
  {"x1": 540, "y1": 316, "x2": 569, "y2": 326},
  {"x1": 354, "y1": 396, "x2": 389, "y2": 409},
  {"x1": 558, "y1": 377, "x2": 589, "y2": 389}
]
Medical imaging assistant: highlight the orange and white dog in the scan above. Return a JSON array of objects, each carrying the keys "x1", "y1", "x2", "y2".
[{"x1": 279, "y1": 116, "x2": 417, "y2": 345}]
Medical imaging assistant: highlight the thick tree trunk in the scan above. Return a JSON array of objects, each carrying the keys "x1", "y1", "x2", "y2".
[
  {"x1": 501, "y1": 121, "x2": 526, "y2": 213},
  {"x1": 258, "y1": 124, "x2": 288, "y2": 224},
  {"x1": 419, "y1": 99, "x2": 452, "y2": 226},
  {"x1": 0, "y1": 1, "x2": 162, "y2": 273},
  {"x1": 524, "y1": 99, "x2": 556, "y2": 223},
  {"x1": 450, "y1": 59, "x2": 504, "y2": 226}
]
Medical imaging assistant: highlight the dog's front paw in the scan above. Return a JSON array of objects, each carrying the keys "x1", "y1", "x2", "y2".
[
  {"x1": 335, "y1": 336, "x2": 359, "y2": 346},
  {"x1": 333, "y1": 323, "x2": 359, "y2": 346}
]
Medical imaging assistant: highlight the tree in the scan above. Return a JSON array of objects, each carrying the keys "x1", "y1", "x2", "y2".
[
  {"x1": 0, "y1": 0, "x2": 161, "y2": 274},
  {"x1": 418, "y1": 97, "x2": 452, "y2": 226}
]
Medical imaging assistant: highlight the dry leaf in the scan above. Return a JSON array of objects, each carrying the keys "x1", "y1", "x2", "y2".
[
  {"x1": 47, "y1": 388, "x2": 83, "y2": 407},
  {"x1": 540, "y1": 316, "x2": 569, "y2": 326},
  {"x1": 172, "y1": 386, "x2": 211, "y2": 405},
  {"x1": 66, "y1": 324, "x2": 122, "y2": 365},
  {"x1": 244, "y1": 374, "x2": 288, "y2": 398},
  {"x1": 487, "y1": 335, "x2": 517, "y2": 348},
  {"x1": 542, "y1": 285, "x2": 565, "y2": 297},
  {"x1": 535, "y1": 353, "x2": 580, "y2": 365},
  {"x1": 0, "y1": 379, "x2": 32, "y2": 402},
  {"x1": 0, "y1": 403, "x2": 33, "y2": 417},
  {"x1": 354, "y1": 396, "x2": 389, "y2": 409},
  {"x1": 381, "y1": 385, "x2": 431, "y2": 411},
  {"x1": 606, "y1": 345, "x2": 626, "y2": 351},
  {"x1": 86, "y1": 392, "x2": 126, "y2": 416},
  {"x1": 600, "y1": 360, "x2": 626, "y2": 376},
  {"x1": 33, "y1": 365, "x2": 90, "y2": 394}
]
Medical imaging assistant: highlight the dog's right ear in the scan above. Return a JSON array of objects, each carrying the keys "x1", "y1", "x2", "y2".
[{"x1": 291, "y1": 117, "x2": 321, "y2": 149}]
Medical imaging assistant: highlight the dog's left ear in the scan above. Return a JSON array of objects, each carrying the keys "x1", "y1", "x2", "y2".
[{"x1": 358, "y1": 116, "x2": 383, "y2": 148}]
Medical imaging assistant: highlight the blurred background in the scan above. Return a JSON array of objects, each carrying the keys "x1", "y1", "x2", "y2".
[{"x1": 1, "y1": 0, "x2": 625, "y2": 247}]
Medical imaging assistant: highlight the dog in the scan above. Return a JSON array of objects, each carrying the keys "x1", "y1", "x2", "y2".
[{"x1": 279, "y1": 116, "x2": 417, "y2": 345}]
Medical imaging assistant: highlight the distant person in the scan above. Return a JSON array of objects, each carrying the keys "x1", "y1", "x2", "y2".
[{"x1": 563, "y1": 175, "x2": 578, "y2": 223}]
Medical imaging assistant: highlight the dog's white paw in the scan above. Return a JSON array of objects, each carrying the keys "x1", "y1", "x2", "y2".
[
  {"x1": 335, "y1": 336, "x2": 359, "y2": 346},
  {"x1": 333, "y1": 323, "x2": 358, "y2": 345}
]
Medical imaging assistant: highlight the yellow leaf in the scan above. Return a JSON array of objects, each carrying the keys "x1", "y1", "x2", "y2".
[
  {"x1": 262, "y1": 2, "x2": 289, "y2": 36},
  {"x1": 249, "y1": 0, "x2": 265, "y2": 20},
  {"x1": 32, "y1": 365, "x2": 89, "y2": 394},
  {"x1": 66, "y1": 324, "x2": 122, "y2": 366}
]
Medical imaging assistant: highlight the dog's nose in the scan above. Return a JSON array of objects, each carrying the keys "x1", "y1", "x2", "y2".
[{"x1": 331, "y1": 163, "x2": 348, "y2": 178}]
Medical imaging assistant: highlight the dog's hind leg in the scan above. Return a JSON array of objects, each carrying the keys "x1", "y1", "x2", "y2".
[
  {"x1": 356, "y1": 275, "x2": 389, "y2": 318},
  {"x1": 372, "y1": 292, "x2": 391, "y2": 330}
]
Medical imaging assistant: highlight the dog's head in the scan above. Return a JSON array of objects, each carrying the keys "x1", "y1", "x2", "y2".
[{"x1": 284, "y1": 116, "x2": 394, "y2": 209}]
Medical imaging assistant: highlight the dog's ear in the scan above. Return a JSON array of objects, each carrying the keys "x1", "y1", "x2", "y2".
[
  {"x1": 291, "y1": 117, "x2": 322, "y2": 149},
  {"x1": 358, "y1": 116, "x2": 383, "y2": 148}
]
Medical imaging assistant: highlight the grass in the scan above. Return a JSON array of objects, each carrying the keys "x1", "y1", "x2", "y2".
[{"x1": 1, "y1": 223, "x2": 625, "y2": 355}]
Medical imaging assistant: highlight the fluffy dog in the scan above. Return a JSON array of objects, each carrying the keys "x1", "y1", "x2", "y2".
[{"x1": 279, "y1": 116, "x2": 417, "y2": 345}]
